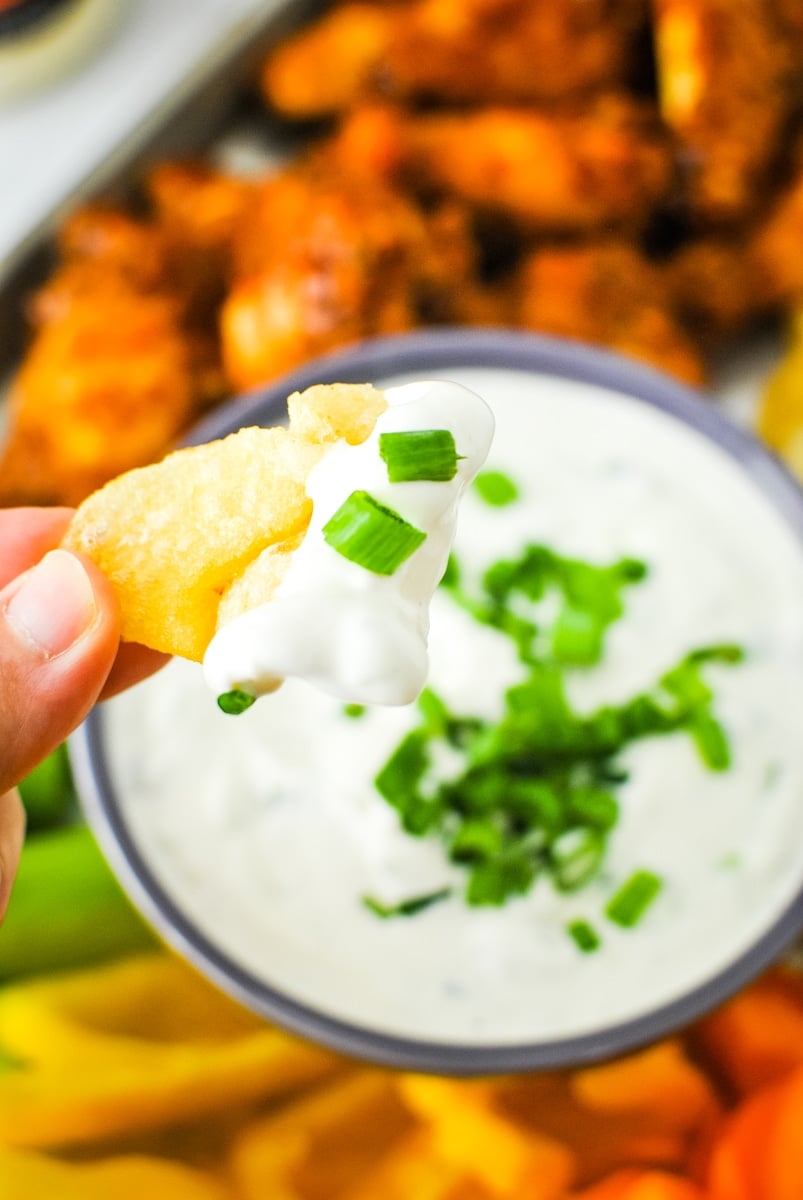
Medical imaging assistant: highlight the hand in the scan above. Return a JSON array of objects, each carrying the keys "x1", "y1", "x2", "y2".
[{"x1": 0, "y1": 508, "x2": 167, "y2": 921}]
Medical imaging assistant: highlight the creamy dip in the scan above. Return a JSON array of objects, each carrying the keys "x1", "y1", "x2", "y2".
[
  {"x1": 203, "y1": 380, "x2": 494, "y2": 706},
  {"x1": 101, "y1": 367, "x2": 803, "y2": 1047}
]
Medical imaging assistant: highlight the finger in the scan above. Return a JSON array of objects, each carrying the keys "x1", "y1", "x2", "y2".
[
  {"x1": 101, "y1": 642, "x2": 170, "y2": 700},
  {"x1": 0, "y1": 508, "x2": 170, "y2": 701},
  {"x1": 0, "y1": 508, "x2": 74, "y2": 588},
  {"x1": 0, "y1": 789, "x2": 26, "y2": 924},
  {"x1": 0, "y1": 548, "x2": 120, "y2": 793}
]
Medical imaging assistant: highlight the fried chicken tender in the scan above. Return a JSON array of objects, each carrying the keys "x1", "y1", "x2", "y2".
[
  {"x1": 44, "y1": 206, "x2": 170, "y2": 301},
  {"x1": 665, "y1": 237, "x2": 763, "y2": 345},
  {"x1": 220, "y1": 158, "x2": 484, "y2": 390},
  {"x1": 0, "y1": 205, "x2": 227, "y2": 508},
  {"x1": 652, "y1": 0, "x2": 799, "y2": 223},
  {"x1": 386, "y1": 0, "x2": 650, "y2": 107},
  {"x1": 262, "y1": 0, "x2": 650, "y2": 117},
  {"x1": 748, "y1": 140, "x2": 803, "y2": 310},
  {"x1": 146, "y1": 161, "x2": 256, "y2": 323},
  {"x1": 263, "y1": 2, "x2": 391, "y2": 117},
  {"x1": 667, "y1": 136, "x2": 803, "y2": 337},
  {"x1": 513, "y1": 241, "x2": 705, "y2": 385},
  {"x1": 348, "y1": 98, "x2": 674, "y2": 234},
  {"x1": 63, "y1": 383, "x2": 387, "y2": 662},
  {"x1": 220, "y1": 164, "x2": 419, "y2": 389},
  {"x1": 0, "y1": 291, "x2": 197, "y2": 508}
]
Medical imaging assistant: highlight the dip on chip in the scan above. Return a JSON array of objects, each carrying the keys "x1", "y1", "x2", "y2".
[{"x1": 64, "y1": 380, "x2": 494, "y2": 706}]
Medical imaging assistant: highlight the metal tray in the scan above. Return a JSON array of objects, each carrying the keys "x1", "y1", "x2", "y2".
[{"x1": 0, "y1": 0, "x2": 321, "y2": 372}]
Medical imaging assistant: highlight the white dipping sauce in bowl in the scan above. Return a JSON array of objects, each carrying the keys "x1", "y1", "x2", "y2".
[{"x1": 74, "y1": 332, "x2": 803, "y2": 1072}]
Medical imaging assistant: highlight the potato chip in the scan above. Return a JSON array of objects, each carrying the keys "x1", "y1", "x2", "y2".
[
  {"x1": 287, "y1": 381, "x2": 386, "y2": 445},
  {"x1": 64, "y1": 384, "x2": 388, "y2": 661}
]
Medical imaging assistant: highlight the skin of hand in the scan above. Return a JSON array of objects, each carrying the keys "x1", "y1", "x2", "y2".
[{"x1": 0, "y1": 508, "x2": 167, "y2": 922}]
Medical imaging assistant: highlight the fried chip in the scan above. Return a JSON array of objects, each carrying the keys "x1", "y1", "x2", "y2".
[
  {"x1": 287, "y1": 382, "x2": 386, "y2": 445},
  {"x1": 63, "y1": 383, "x2": 388, "y2": 661}
]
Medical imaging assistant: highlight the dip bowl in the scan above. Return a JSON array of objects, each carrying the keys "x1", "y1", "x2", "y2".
[{"x1": 71, "y1": 328, "x2": 803, "y2": 1074}]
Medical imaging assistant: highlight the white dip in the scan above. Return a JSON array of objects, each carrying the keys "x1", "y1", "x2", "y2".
[
  {"x1": 203, "y1": 380, "x2": 494, "y2": 706},
  {"x1": 102, "y1": 367, "x2": 803, "y2": 1046}
]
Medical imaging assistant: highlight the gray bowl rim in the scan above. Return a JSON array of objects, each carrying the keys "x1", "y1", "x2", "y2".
[{"x1": 71, "y1": 327, "x2": 803, "y2": 1076}]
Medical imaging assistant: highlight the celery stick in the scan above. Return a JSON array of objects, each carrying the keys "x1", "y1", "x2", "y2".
[
  {"x1": 17, "y1": 743, "x2": 77, "y2": 832},
  {"x1": 0, "y1": 825, "x2": 157, "y2": 981}
]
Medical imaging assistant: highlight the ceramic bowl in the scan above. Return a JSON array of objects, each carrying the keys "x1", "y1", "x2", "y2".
[{"x1": 71, "y1": 329, "x2": 803, "y2": 1073}]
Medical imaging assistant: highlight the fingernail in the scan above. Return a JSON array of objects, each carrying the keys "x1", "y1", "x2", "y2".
[{"x1": 5, "y1": 550, "x2": 98, "y2": 658}]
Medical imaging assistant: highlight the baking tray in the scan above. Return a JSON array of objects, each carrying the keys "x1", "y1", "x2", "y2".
[
  {"x1": 0, "y1": 0, "x2": 782, "y2": 426},
  {"x1": 0, "y1": 0, "x2": 322, "y2": 373}
]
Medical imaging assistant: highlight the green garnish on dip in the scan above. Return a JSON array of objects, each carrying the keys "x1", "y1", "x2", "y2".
[
  {"x1": 217, "y1": 689, "x2": 256, "y2": 715},
  {"x1": 368, "y1": 533, "x2": 744, "y2": 941},
  {"x1": 567, "y1": 919, "x2": 601, "y2": 953},
  {"x1": 443, "y1": 542, "x2": 647, "y2": 667},
  {"x1": 322, "y1": 490, "x2": 426, "y2": 575},
  {"x1": 605, "y1": 870, "x2": 664, "y2": 928},
  {"x1": 362, "y1": 887, "x2": 452, "y2": 918},
  {"x1": 473, "y1": 469, "x2": 519, "y2": 507},
  {"x1": 379, "y1": 429, "x2": 461, "y2": 482}
]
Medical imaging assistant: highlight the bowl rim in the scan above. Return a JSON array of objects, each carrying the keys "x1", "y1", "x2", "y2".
[{"x1": 71, "y1": 327, "x2": 803, "y2": 1075}]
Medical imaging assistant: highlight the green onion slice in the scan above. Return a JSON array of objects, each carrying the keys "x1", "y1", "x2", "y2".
[
  {"x1": 567, "y1": 919, "x2": 601, "y2": 953},
  {"x1": 322, "y1": 490, "x2": 426, "y2": 575},
  {"x1": 217, "y1": 689, "x2": 256, "y2": 715},
  {"x1": 363, "y1": 887, "x2": 452, "y2": 918},
  {"x1": 474, "y1": 470, "x2": 519, "y2": 507},
  {"x1": 550, "y1": 828, "x2": 605, "y2": 892},
  {"x1": 691, "y1": 712, "x2": 732, "y2": 771},
  {"x1": 605, "y1": 869, "x2": 663, "y2": 928},
  {"x1": 379, "y1": 429, "x2": 460, "y2": 482},
  {"x1": 467, "y1": 853, "x2": 537, "y2": 906}
]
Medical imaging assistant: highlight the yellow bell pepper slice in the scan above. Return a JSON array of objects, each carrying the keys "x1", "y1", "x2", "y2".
[
  {"x1": 230, "y1": 1069, "x2": 413, "y2": 1200},
  {"x1": 398, "y1": 1074, "x2": 575, "y2": 1198},
  {"x1": 342, "y1": 1127, "x2": 488, "y2": 1200},
  {"x1": 0, "y1": 951, "x2": 339, "y2": 1147},
  {"x1": 0, "y1": 1145, "x2": 233, "y2": 1200}
]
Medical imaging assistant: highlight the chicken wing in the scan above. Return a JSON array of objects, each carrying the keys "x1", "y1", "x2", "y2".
[
  {"x1": 749, "y1": 138, "x2": 803, "y2": 310},
  {"x1": 665, "y1": 236, "x2": 763, "y2": 345},
  {"x1": 513, "y1": 240, "x2": 705, "y2": 385},
  {"x1": 327, "y1": 98, "x2": 674, "y2": 235},
  {"x1": 652, "y1": 0, "x2": 799, "y2": 223},
  {"x1": 0, "y1": 207, "x2": 218, "y2": 507},
  {"x1": 262, "y1": 0, "x2": 650, "y2": 117},
  {"x1": 221, "y1": 158, "x2": 487, "y2": 390}
]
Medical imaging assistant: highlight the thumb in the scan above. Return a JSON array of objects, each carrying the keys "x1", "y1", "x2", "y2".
[{"x1": 0, "y1": 548, "x2": 120, "y2": 795}]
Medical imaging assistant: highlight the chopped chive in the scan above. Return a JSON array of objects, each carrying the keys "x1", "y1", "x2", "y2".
[
  {"x1": 322, "y1": 490, "x2": 426, "y2": 574},
  {"x1": 605, "y1": 870, "x2": 663, "y2": 928},
  {"x1": 551, "y1": 604, "x2": 604, "y2": 665},
  {"x1": 374, "y1": 729, "x2": 429, "y2": 802},
  {"x1": 343, "y1": 703, "x2": 366, "y2": 719},
  {"x1": 467, "y1": 852, "x2": 537, "y2": 906},
  {"x1": 566, "y1": 787, "x2": 619, "y2": 832},
  {"x1": 417, "y1": 687, "x2": 450, "y2": 736},
  {"x1": 474, "y1": 470, "x2": 519, "y2": 507},
  {"x1": 686, "y1": 643, "x2": 744, "y2": 665},
  {"x1": 690, "y1": 712, "x2": 731, "y2": 770},
  {"x1": 379, "y1": 429, "x2": 460, "y2": 482},
  {"x1": 363, "y1": 887, "x2": 452, "y2": 918},
  {"x1": 449, "y1": 818, "x2": 504, "y2": 864},
  {"x1": 371, "y1": 537, "x2": 742, "y2": 921},
  {"x1": 549, "y1": 828, "x2": 605, "y2": 892},
  {"x1": 217, "y1": 689, "x2": 256, "y2": 715},
  {"x1": 567, "y1": 919, "x2": 601, "y2": 953}
]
